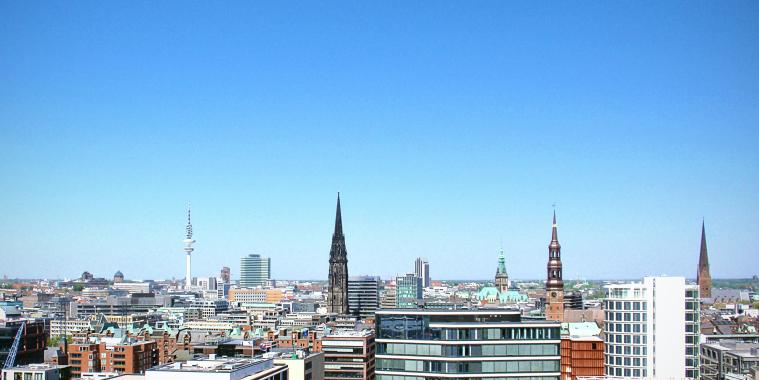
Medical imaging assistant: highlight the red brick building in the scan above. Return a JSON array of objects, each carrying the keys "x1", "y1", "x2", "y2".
[
  {"x1": 560, "y1": 336, "x2": 604, "y2": 380},
  {"x1": 68, "y1": 339, "x2": 158, "y2": 378}
]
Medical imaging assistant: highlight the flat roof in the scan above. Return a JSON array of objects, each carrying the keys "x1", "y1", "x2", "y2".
[
  {"x1": 149, "y1": 357, "x2": 271, "y2": 373},
  {"x1": 375, "y1": 309, "x2": 521, "y2": 315}
]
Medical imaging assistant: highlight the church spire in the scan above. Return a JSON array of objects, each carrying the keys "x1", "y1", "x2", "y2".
[
  {"x1": 334, "y1": 192, "x2": 343, "y2": 236},
  {"x1": 698, "y1": 220, "x2": 712, "y2": 299},
  {"x1": 545, "y1": 210, "x2": 564, "y2": 321}
]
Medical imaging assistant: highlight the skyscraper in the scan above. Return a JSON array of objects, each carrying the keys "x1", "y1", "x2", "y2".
[
  {"x1": 495, "y1": 248, "x2": 509, "y2": 292},
  {"x1": 698, "y1": 221, "x2": 712, "y2": 299},
  {"x1": 220, "y1": 266, "x2": 231, "y2": 284},
  {"x1": 414, "y1": 257, "x2": 430, "y2": 288},
  {"x1": 327, "y1": 193, "x2": 349, "y2": 314},
  {"x1": 603, "y1": 276, "x2": 700, "y2": 379},
  {"x1": 395, "y1": 273, "x2": 422, "y2": 309},
  {"x1": 546, "y1": 211, "x2": 564, "y2": 321},
  {"x1": 348, "y1": 275, "x2": 380, "y2": 320},
  {"x1": 182, "y1": 205, "x2": 195, "y2": 290},
  {"x1": 240, "y1": 254, "x2": 271, "y2": 287}
]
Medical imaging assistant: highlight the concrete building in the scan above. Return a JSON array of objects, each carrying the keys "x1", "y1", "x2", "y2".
[
  {"x1": 1, "y1": 364, "x2": 71, "y2": 380},
  {"x1": 395, "y1": 274, "x2": 422, "y2": 309},
  {"x1": 0, "y1": 319, "x2": 48, "y2": 366},
  {"x1": 701, "y1": 340, "x2": 759, "y2": 380},
  {"x1": 603, "y1": 276, "x2": 700, "y2": 379},
  {"x1": 227, "y1": 289, "x2": 284, "y2": 304},
  {"x1": 271, "y1": 350, "x2": 324, "y2": 380},
  {"x1": 375, "y1": 309, "x2": 561, "y2": 380},
  {"x1": 322, "y1": 330, "x2": 375, "y2": 380},
  {"x1": 144, "y1": 357, "x2": 288, "y2": 380},
  {"x1": 240, "y1": 254, "x2": 271, "y2": 288},
  {"x1": 414, "y1": 258, "x2": 430, "y2": 288},
  {"x1": 348, "y1": 276, "x2": 380, "y2": 320},
  {"x1": 111, "y1": 282, "x2": 152, "y2": 295}
]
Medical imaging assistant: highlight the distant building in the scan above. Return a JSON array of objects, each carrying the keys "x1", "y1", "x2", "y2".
[
  {"x1": 476, "y1": 248, "x2": 526, "y2": 305},
  {"x1": 698, "y1": 221, "x2": 713, "y2": 299},
  {"x1": 414, "y1": 257, "x2": 430, "y2": 288},
  {"x1": 271, "y1": 350, "x2": 324, "y2": 380},
  {"x1": 240, "y1": 254, "x2": 271, "y2": 288},
  {"x1": 348, "y1": 276, "x2": 380, "y2": 319},
  {"x1": 322, "y1": 330, "x2": 375, "y2": 380},
  {"x1": 395, "y1": 274, "x2": 422, "y2": 309},
  {"x1": 494, "y1": 248, "x2": 509, "y2": 292},
  {"x1": 561, "y1": 322, "x2": 604, "y2": 380},
  {"x1": 220, "y1": 267, "x2": 231, "y2": 284},
  {"x1": 563, "y1": 291, "x2": 583, "y2": 310},
  {"x1": 546, "y1": 212, "x2": 565, "y2": 322},
  {"x1": 67, "y1": 339, "x2": 158, "y2": 378},
  {"x1": 196, "y1": 277, "x2": 217, "y2": 291},
  {"x1": 701, "y1": 340, "x2": 759, "y2": 380},
  {"x1": 111, "y1": 281, "x2": 153, "y2": 294},
  {"x1": 113, "y1": 271, "x2": 124, "y2": 283},
  {"x1": 0, "y1": 319, "x2": 47, "y2": 366},
  {"x1": 603, "y1": 276, "x2": 700, "y2": 379},
  {"x1": 146, "y1": 356, "x2": 288, "y2": 380},
  {"x1": 379, "y1": 287, "x2": 396, "y2": 309},
  {"x1": 376, "y1": 309, "x2": 561, "y2": 379},
  {"x1": 1, "y1": 364, "x2": 71, "y2": 380},
  {"x1": 327, "y1": 194, "x2": 349, "y2": 315}
]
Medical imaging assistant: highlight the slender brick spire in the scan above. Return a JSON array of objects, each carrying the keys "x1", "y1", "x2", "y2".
[
  {"x1": 546, "y1": 210, "x2": 564, "y2": 321},
  {"x1": 697, "y1": 220, "x2": 712, "y2": 299}
]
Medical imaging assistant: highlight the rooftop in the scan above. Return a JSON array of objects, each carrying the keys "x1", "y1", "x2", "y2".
[{"x1": 149, "y1": 357, "x2": 273, "y2": 373}]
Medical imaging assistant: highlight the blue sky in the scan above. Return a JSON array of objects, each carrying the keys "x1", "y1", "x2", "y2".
[{"x1": 1, "y1": 2, "x2": 757, "y2": 281}]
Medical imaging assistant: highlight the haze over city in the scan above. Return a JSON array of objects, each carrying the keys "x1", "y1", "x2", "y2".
[{"x1": 1, "y1": 2, "x2": 757, "y2": 281}]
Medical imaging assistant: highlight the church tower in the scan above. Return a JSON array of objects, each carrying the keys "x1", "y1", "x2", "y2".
[
  {"x1": 545, "y1": 211, "x2": 564, "y2": 321},
  {"x1": 495, "y1": 248, "x2": 510, "y2": 293},
  {"x1": 697, "y1": 221, "x2": 712, "y2": 299},
  {"x1": 327, "y1": 193, "x2": 349, "y2": 314}
]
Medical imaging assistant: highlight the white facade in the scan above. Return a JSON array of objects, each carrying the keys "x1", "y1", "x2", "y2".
[
  {"x1": 604, "y1": 276, "x2": 700, "y2": 379},
  {"x1": 2, "y1": 364, "x2": 66, "y2": 380}
]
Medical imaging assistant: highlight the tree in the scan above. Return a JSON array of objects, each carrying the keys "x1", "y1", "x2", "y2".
[{"x1": 72, "y1": 283, "x2": 84, "y2": 292}]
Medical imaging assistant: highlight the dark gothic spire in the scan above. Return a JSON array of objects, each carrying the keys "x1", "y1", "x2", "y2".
[
  {"x1": 334, "y1": 192, "x2": 343, "y2": 236},
  {"x1": 699, "y1": 221, "x2": 709, "y2": 268}
]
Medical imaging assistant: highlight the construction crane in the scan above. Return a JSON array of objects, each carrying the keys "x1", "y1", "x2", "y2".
[{"x1": 3, "y1": 321, "x2": 26, "y2": 369}]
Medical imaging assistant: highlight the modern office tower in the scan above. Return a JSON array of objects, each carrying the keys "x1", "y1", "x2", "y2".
[
  {"x1": 322, "y1": 330, "x2": 375, "y2": 380},
  {"x1": 546, "y1": 211, "x2": 565, "y2": 321},
  {"x1": 414, "y1": 257, "x2": 430, "y2": 288},
  {"x1": 327, "y1": 193, "x2": 349, "y2": 315},
  {"x1": 603, "y1": 276, "x2": 700, "y2": 379},
  {"x1": 220, "y1": 266, "x2": 231, "y2": 284},
  {"x1": 395, "y1": 273, "x2": 422, "y2": 309},
  {"x1": 701, "y1": 340, "x2": 759, "y2": 380},
  {"x1": 240, "y1": 254, "x2": 271, "y2": 287},
  {"x1": 495, "y1": 248, "x2": 510, "y2": 292},
  {"x1": 183, "y1": 205, "x2": 196, "y2": 290},
  {"x1": 348, "y1": 276, "x2": 381, "y2": 319},
  {"x1": 375, "y1": 309, "x2": 562, "y2": 380},
  {"x1": 698, "y1": 221, "x2": 713, "y2": 299}
]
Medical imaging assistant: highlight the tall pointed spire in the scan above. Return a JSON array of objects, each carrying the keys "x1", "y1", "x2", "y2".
[
  {"x1": 546, "y1": 210, "x2": 564, "y2": 321},
  {"x1": 334, "y1": 192, "x2": 343, "y2": 236},
  {"x1": 327, "y1": 193, "x2": 349, "y2": 314},
  {"x1": 697, "y1": 220, "x2": 712, "y2": 299}
]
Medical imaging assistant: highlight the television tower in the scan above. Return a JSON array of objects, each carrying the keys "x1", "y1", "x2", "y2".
[{"x1": 183, "y1": 204, "x2": 195, "y2": 290}]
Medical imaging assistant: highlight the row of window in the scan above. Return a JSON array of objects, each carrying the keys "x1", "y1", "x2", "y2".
[
  {"x1": 379, "y1": 343, "x2": 559, "y2": 357},
  {"x1": 605, "y1": 322, "x2": 647, "y2": 333},
  {"x1": 377, "y1": 315, "x2": 558, "y2": 341},
  {"x1": 377, "y1": 358, "x2": 560, "y2": 374},
  {"x1": 605, "y1": 311, "x2": 647, "y2": 322},
  {"x1": 604, "y1": 301, "x2": 647, "y2": 311},
  {"x1": 605, "y1": 366, "x2": 647, "y2": 377},
  {"x1": 377, "y1": 377, "x2": 558, "y2": 380},
  {"x1": 605, "y1": 345, "x2": 647, "y2": 356},
  {"x1": 605, "y1": 354, "x2": 647, "y2": 367},
  {"x1": 605, "y1": 333, "x2": 647, "y2": 344}
]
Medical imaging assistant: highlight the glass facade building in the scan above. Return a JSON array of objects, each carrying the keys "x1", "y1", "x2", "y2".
[
  {"x1": 240, "y1": 254, "x2": 271, "y2": 288},
  {"x1": 396, "y1": 274, "x2": 422, "y2": 309},
  {"x1": 375, "y1": 309, "x2": 561, "y2": 380},
  {"x1": 349, "y1": 276, "x2": 381, "y2": 320}
]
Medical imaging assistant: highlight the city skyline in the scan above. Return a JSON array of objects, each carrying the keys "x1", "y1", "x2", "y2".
[{"x1": 1, "y1": 2, "x2": 757, "y2": 280}]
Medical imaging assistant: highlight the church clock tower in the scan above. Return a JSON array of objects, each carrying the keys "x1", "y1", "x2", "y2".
[{"x1": 545, "y1": 211, "x2": 564, "y2": 321}]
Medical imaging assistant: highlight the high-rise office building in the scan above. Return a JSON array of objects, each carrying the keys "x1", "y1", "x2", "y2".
[
  {"x1": 376, "y1": 309, "x2": 562, "y2": 380},
  {"x1": 220, "y1": 266, "x2": 231, "y2": 284},
  {"x1": 546, "y1": 211, "x2": 564, "y2": 321},
  {"x1": 322, "y1": 330, "x2": 375, "y2": 380},
  {"x1": 240, "y1": 254, "x2": 271, "y2": 287},
  {"x1": 327, "y1": 193, "x2": 349, "y2": 314},
  {"x1": 603, "y1": 276, "x2": 700, "y2": 379},
  {"x1": 395, "y1": 273, "x2": 422, "y2": 309},
  {"x1": 348, "y1": 276, "x2": 380, "y2": 320},
  {"x1": 414, "y1": 257, "x2": 430, "y2": 288},
  {"x1": 698, "y1": 221, "x2": 712, "y2": 299}
]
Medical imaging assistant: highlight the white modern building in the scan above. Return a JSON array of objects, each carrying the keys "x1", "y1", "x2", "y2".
[
  {"x1": 603, "y1": 276, "x2": 700, "y2": 379},
  {"x1": 143, "y1": 357, "x2": 288, "y2": 380},
  {"x1": 1, "y1": 364, "x2": 69, "y2": 380}
]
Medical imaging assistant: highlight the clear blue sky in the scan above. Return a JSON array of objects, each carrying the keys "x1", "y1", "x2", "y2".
[{"x1": 1, "y1": 2, "x2": 757, "y2": 281}]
